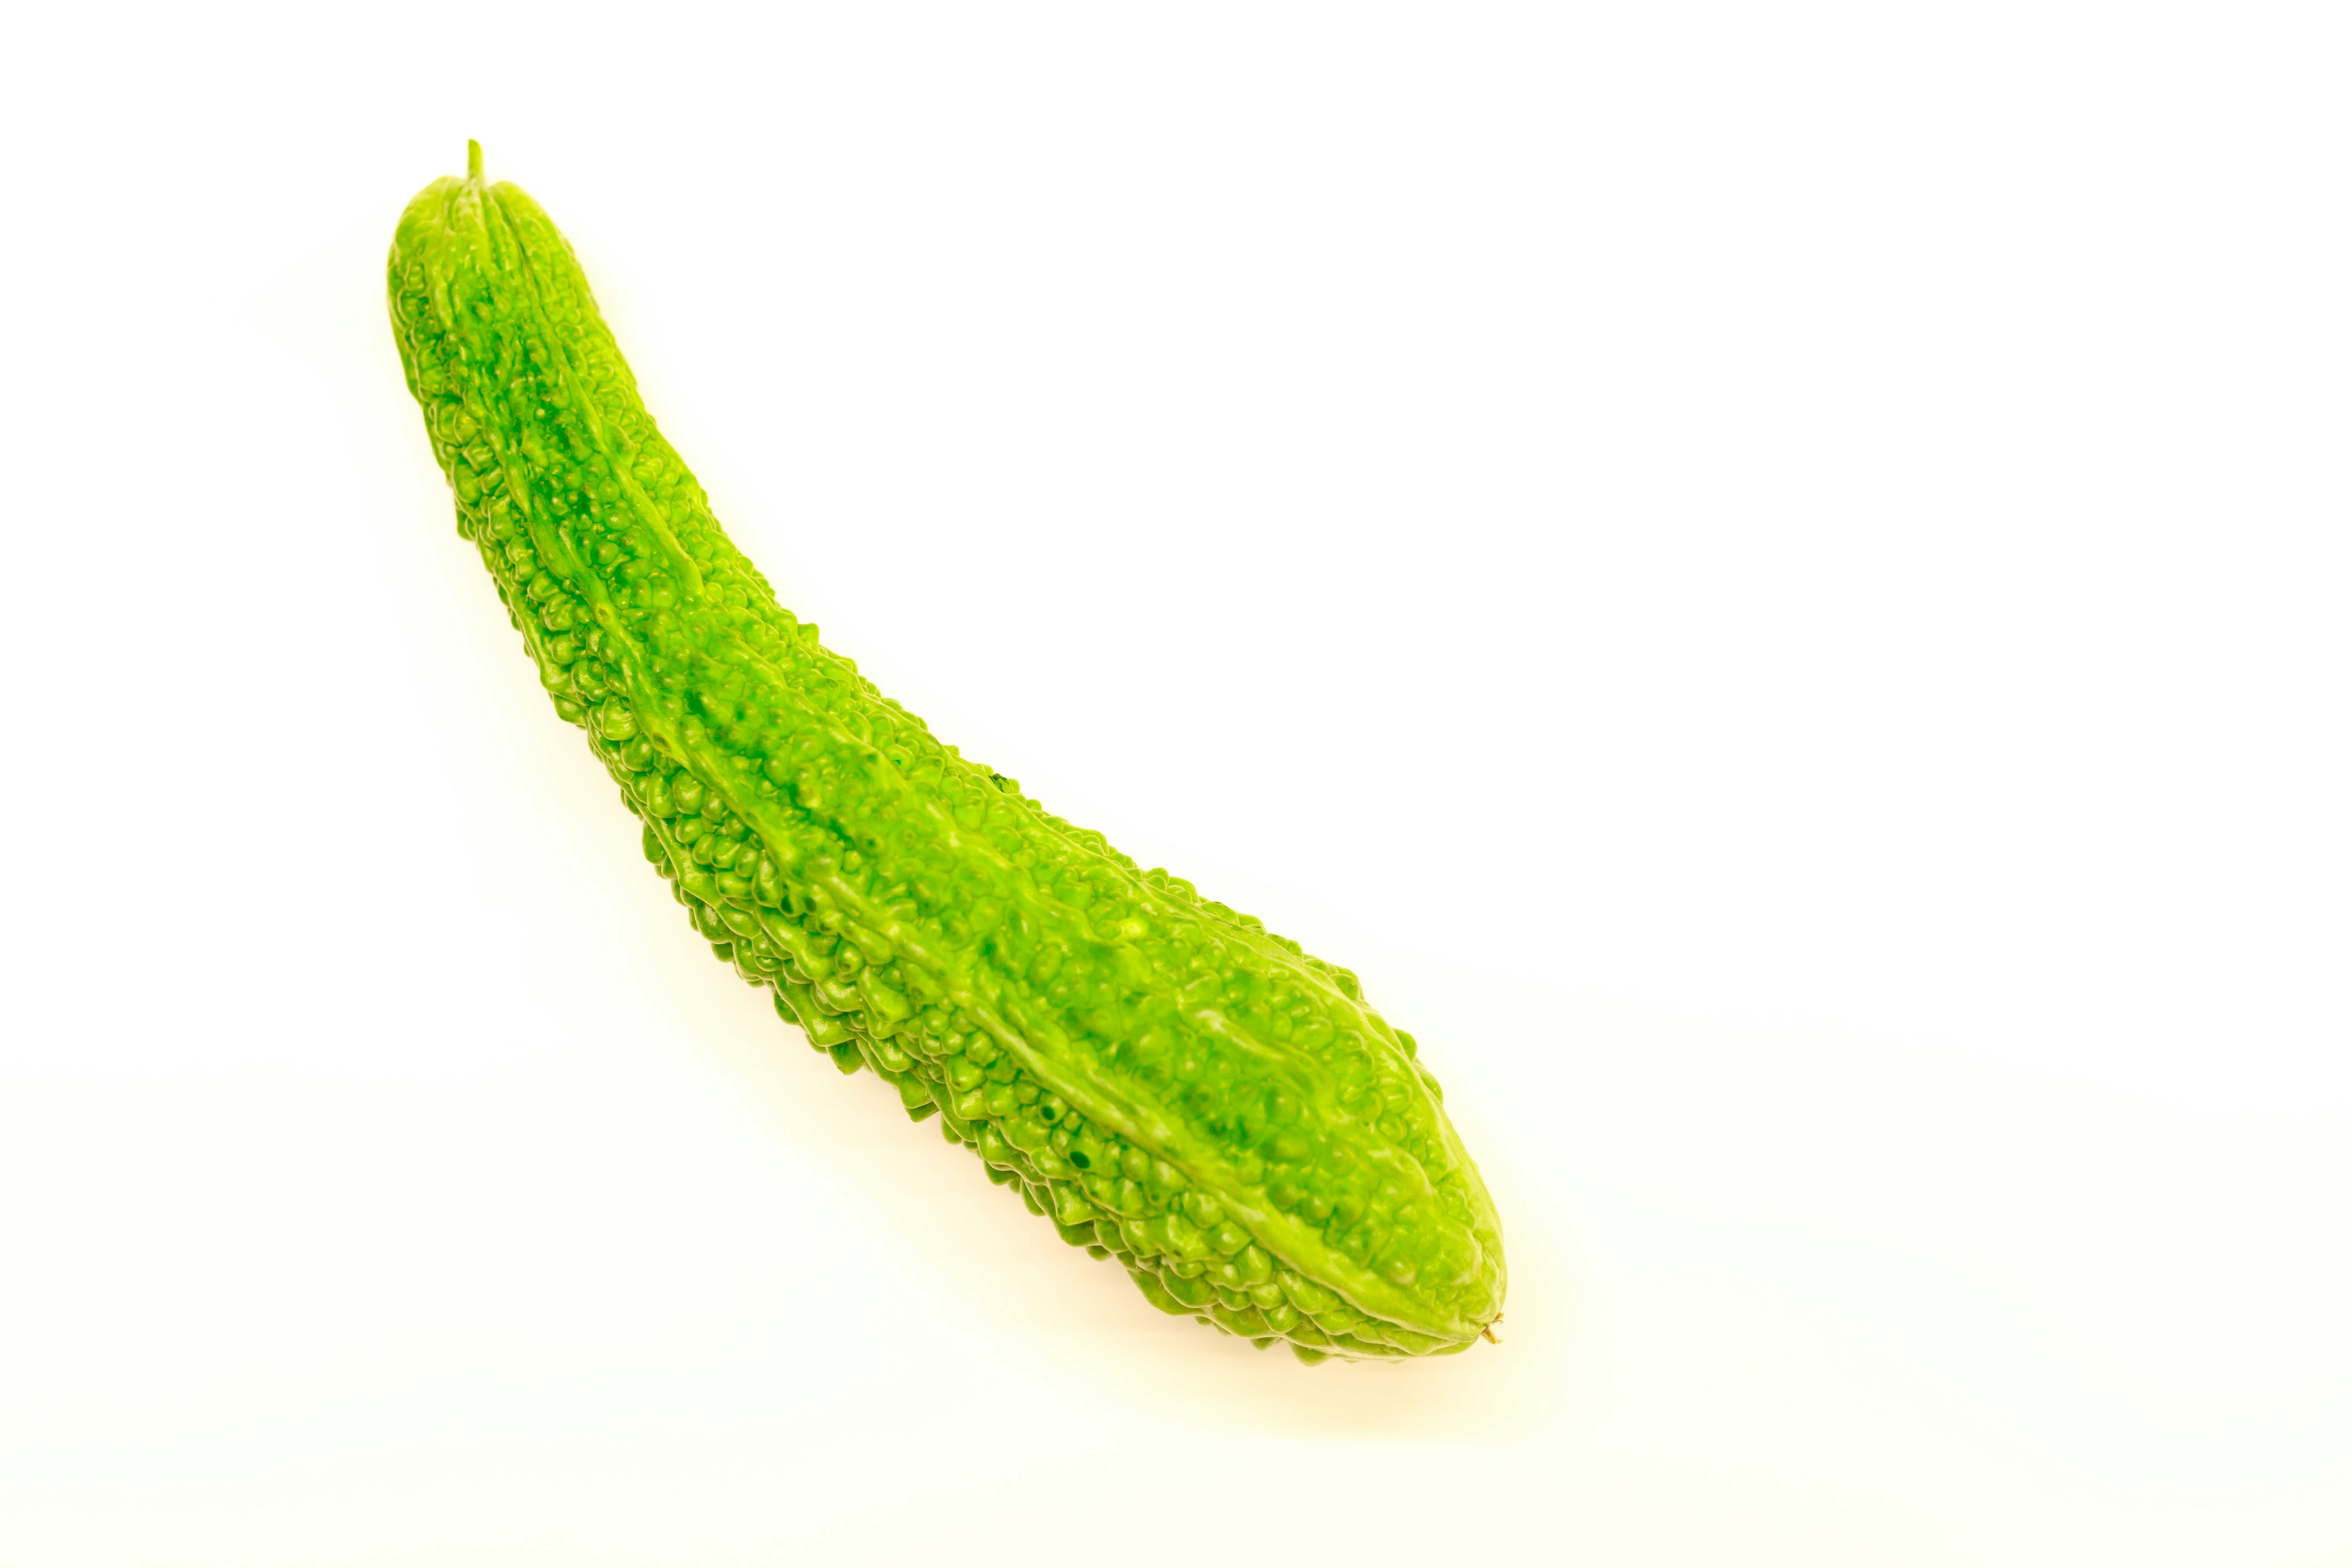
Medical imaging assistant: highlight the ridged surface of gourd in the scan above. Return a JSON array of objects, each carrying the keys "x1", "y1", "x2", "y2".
[{"x1": 386, "y1": 145, "x2": 1505, "y2": 1360}]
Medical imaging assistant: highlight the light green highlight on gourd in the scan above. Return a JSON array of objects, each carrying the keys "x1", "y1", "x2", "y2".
[{"x1": 386, "y1": 145, "x2": 1506, "y2": 1362}]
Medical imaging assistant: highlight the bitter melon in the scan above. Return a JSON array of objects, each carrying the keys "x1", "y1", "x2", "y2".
[{"x1": 387, "y1": 143, "x2": 1504, "y2": 1362}]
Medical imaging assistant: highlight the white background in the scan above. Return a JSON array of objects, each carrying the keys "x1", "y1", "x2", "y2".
[{"x1": 2, "y1": 4, "x2": 2347, "y2": 1564}]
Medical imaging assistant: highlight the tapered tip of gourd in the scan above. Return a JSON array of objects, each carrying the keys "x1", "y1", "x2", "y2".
[{"x1": 466, "y1": 140, "x2": 484, "y2": 181}]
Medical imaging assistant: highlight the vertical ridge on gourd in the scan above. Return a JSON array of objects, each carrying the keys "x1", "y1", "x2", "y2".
[{"x1": 387, "y1": 145, "x2": 1506, "y2": 1362}]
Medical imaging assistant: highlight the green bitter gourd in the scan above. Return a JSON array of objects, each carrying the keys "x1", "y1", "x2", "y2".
[{"x1": 387, "y1": 143, "x2": 1504, "y2": 1362}]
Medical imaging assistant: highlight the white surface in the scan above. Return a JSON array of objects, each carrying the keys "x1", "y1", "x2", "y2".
[{"x1": 2, "y1": 5, "x2": 2348, "y2": 1564}]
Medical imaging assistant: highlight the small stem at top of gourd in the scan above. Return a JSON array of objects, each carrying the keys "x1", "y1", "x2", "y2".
[{"x1": 467, "y1": 140, "x2": 483, "y2": 181}]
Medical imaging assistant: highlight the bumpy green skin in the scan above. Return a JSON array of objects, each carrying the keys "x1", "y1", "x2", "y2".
[{"x1": 387, "y1": 145, "x2": 1504, "y2": 1362}]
